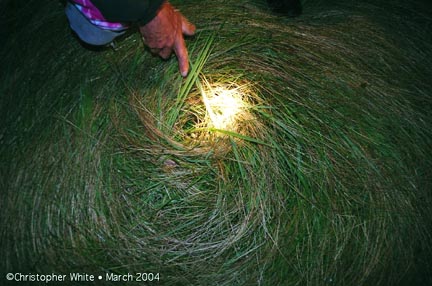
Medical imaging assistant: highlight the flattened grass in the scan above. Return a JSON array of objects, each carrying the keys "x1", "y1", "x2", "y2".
[{"x1": 1, "y1": 0, "x2": 431, "y2": 285}]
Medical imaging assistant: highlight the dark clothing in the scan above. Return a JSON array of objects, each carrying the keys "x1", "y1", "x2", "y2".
[
  {"x1": 66, "y1": 0, "x2": 165, "y2": 45},
  {"x1": 91, "y1": 0, "x2": 165, "y2": 25}
]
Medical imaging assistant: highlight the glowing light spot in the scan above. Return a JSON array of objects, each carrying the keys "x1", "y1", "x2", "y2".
[{"x1": 201, "y1": 86, "x2": 246, "y2": 131}]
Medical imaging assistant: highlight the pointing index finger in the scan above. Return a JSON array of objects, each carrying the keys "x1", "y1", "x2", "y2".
[{"x1": 174, "y1": 31, "x2": 189, "y2": 77}]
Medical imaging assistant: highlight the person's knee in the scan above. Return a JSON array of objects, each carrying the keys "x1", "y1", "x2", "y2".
[{"x1": 65, "y1": 2, "x2": 126, "y2": 46}]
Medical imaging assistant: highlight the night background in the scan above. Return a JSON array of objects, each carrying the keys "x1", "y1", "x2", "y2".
[{"x1": 1, "y1": 0, "x2": 432, "y2": 285}]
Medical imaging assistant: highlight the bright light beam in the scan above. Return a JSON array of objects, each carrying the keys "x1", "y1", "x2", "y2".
[{"x1": 201, "y1": 86, "x2": 245, "y2": 131}]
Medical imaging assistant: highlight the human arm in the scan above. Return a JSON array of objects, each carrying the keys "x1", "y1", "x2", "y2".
[
  {"x1": 90, "y1": 0, "x2": 196, "y2": 77},
  {"x1": 139, "y1": 2, "x2": 196, "y2": 77}
]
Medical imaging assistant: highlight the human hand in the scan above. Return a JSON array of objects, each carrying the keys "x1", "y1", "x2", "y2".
[{"x1": 139, "y1": 2, "x2": 196, "y2": 77}]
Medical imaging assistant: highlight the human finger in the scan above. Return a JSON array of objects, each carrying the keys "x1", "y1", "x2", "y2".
[
  {"x1": 150, "y1": 48, "x2": 160, "y2": 54},
  {"x1": 159, "y1": 46, "x2": 173, "y2": 59},
  {"x1": 181, "y1": 15, "x2": 196, "y2": 36},
  {"x1": 174, "y1": 31, "x2": 189, "y2": 77}
]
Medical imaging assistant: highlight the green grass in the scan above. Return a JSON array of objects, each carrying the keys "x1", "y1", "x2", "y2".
[{"x1": 1, "y1": 0, "x2": 432, "y2": 285}]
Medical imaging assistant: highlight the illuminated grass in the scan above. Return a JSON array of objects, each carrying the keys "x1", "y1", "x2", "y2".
[{"x1": 1, "y1": 0, "x2": 432, "y2": 285}]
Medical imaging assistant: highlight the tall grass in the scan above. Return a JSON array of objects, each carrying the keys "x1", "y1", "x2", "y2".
[{"x1": 1, "y1": 0, "x2": 431, "y2": 285}]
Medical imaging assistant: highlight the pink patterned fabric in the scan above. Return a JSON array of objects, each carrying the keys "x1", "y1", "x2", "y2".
[{"x1": 71, "y1": 0, "x2": 127, "y2": 30}]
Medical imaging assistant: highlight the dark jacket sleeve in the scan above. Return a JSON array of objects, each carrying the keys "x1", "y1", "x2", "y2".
[{"x1": 91, "y1": 0, "x2": 165, "y2": 25}]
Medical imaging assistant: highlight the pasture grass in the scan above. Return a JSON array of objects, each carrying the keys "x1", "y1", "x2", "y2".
[{"x1": 1, "y1": 0, "x2": 431, "y2": 285}]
